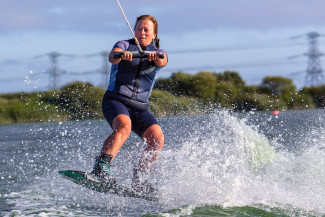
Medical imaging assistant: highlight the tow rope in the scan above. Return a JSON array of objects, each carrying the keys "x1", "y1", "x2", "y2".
[{"x1": 115, "y1": 0, "x2": 144, "y2": 54}]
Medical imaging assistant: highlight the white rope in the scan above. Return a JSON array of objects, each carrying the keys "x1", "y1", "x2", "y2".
[{"x1": 115, "y1": 0, "x2": 143, "y2": 53}]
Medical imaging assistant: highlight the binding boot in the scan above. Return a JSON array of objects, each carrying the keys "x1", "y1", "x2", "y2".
[
  {"x1": 91, "y1": 154, "x2": 116, "y2": 184},
  {"x1": 131, "y1": 168, "x2": 155, "y2": 194}
]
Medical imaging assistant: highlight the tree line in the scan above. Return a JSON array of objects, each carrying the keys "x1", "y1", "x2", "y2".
[
  {"x1": 0, "y1": 71, "x2": 324, "y2": 124},
  {"x1": 155, "y1": 71, "x2": 324, "y2": 111}
]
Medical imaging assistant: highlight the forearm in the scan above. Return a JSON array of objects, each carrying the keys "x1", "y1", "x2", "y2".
[
  {"x1": 154, "y1": 53, "x2": 168, "y2": 67},
  {"x1": 109, "y1": 48, "x2": 123, "y2": 65}
]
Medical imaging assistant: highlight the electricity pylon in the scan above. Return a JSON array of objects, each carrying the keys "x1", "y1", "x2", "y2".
[
  {"x1": 304, "y1": 32, "x2": 324, "y2": 86},
  {"x1": 48, "y1": 52, "x2": 62, "y2": 90},
  {"x1": 34, "y1": 51, "x2": 67, "y2": 90}
]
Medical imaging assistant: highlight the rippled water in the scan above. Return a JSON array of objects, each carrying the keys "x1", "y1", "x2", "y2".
[{"x1": 1, "y1": 109, "x2": 325, "y2": 216}]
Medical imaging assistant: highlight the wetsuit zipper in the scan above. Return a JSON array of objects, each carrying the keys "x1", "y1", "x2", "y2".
[{"x1": 131, "y1": 57, "x2": 143, "y2": 99}]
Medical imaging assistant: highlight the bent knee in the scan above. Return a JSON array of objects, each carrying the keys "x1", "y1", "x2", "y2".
[
  {"x1": 116, "y1": 124, "x2": 131, "y2": 136},
  {"x1": 112, "y1": 114, "x2": 131, "y2": 138},
  {"x1": 143, "y1": 124, "x2": 164, "y2": 150}
]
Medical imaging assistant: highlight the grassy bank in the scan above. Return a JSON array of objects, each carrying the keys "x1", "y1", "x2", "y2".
[
  {"x1": 0, "y1": 71, "x2": 324, "y2": 124},
  {"x1": 0, "y1": 91, "x2": 69, "y2": 124},
  {"x1": 0, "y1": 82, "x2": 201, "y2": 124}
]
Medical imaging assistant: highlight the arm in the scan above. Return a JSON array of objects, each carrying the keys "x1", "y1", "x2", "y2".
[{"x1": 109, "y1": 47, "x2": 168, "y2": 67}]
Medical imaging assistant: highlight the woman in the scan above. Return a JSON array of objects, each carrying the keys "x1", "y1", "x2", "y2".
[{"x1": 91, "y1": 15, "x2": 168, "y2": 194}]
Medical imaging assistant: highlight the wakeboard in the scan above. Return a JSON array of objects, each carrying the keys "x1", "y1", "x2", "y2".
[{"x1": 58, "y1": 170, "x2": 158, "y2": 201}]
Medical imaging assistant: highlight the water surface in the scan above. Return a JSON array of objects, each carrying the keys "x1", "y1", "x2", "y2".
[{"x1": 1, "y1": 109, "x2": 325, "y2": 216}]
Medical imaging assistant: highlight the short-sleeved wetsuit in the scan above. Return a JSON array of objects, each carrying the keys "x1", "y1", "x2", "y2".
[{"x1": 102, "y1": 39, "x2": 167, "y2": 137}]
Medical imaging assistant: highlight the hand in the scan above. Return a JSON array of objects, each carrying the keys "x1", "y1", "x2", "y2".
[
  {"x1": 121, "y1": 51, "x2": 132, "y2": 61},
  {"x1": 148, "y1": 51, "x2": 159, "y2": 62}
]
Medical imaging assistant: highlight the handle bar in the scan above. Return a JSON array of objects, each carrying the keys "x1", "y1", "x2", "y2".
[{"x1": 113, "y1": 51, "x2": 164, "y2": 59}]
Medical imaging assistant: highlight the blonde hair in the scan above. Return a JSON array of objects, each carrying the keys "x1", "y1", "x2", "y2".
[{"x1": 134, "y1": 15, "x2": 160, "y2": 48}]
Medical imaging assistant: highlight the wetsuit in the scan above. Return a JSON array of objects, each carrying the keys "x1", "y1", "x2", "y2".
[{"x1": 102, "y1": 39, "x2": 167, "y2": 137}]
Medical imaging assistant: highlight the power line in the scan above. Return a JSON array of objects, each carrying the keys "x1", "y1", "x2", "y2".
[
  {"x1": 0, "y1": 34, "x2": 324, "y2": 90},
  {"x1": 168, "y1": 38, "x2": 306, "y2": 54},
  {"x1": 162, "y1": 56, "x2": 294, "y2": 74}
]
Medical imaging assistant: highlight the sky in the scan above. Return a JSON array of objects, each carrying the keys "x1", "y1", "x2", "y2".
[{"x1": 1, "y1": 0, "x2": 325, "y2": 93}]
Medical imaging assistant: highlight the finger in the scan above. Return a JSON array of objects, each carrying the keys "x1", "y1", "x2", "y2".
[
  {"x1": 122, "y1": 53, "x2": 132, "y2": 61},
  {"x1": 149, "y1": 53, "x2": 157, "y2": 61},
  {"x1": 127, "y1": 54, "x2": 132, "y2": 61}
]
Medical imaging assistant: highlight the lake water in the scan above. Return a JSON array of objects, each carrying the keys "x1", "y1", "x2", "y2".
[{"x1": 1, "y1": 109, "x2": 325, "y2": 216}]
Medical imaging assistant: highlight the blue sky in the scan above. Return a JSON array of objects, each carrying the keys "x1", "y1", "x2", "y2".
[{"x1": 1, "y1": 0, "x2": 325, "y2": 93}]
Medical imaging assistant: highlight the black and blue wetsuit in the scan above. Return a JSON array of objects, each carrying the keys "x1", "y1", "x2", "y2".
[{"x1": 102, "y1": 39, "x2": 167, "y2": 137}]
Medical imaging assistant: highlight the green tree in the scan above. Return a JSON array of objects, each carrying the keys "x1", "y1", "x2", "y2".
[
  {"x1": 301, "y1": 85, "x2": 325, "y2": 108},
  {"x1": 216, "y1": 71, "x2": 246, "y2": 86},
  {"x1": 214, "y1": 71, "x2": 246, "y2": 110},
  {"x1": 260, "y1": 76, "x2": 295, "y2": 97},
  {"x1": 149, "y1": 90, "x2": 201, "y2": 116},
  {"x1": 258, "y1": 76, "x2": 297, "y2": 109},
  {"x1": 58, "y1": 81, "x2": 105, "y2": 120},
  {"x1": 170, "y1": 71, "x2": 194, "y2": 96},
  {"x1": 192, "y1": 71, "x2": 217, "y2": 103}
]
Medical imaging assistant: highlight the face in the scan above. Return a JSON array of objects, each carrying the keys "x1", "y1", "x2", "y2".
[{"x1": 135, "y1": 19, "x2": 156, "y2": 47}]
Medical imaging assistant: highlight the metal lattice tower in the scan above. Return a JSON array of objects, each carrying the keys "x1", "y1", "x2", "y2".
[
  {"x1": 304, "y1": 32, "x2": 324, "y2": 86},
  {"x1": 48, "y1": 52, "x2": 61, "y2": 90}
]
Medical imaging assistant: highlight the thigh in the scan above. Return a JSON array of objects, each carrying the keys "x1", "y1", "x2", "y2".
[
  {"x1": 129, "y1": 110, "x2": 158, "y2": 137},
  {"x1": 102, "y1": 99, "x2": 130, "y2": 127}
]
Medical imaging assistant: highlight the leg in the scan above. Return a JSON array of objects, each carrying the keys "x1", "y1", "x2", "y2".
[
  {"x1": 101, "y1": 114, "x2": 132, "y2": 160},
  {"x1": 91, "y1": 114, "x2": 131, "y2": 181},
  {"x1": 93, "y1": 98, "x2": 131, "y2": 181},
  {"x1": 138, "y1": 124, "x2": 164, "y2": 173},
  {"x1": 131, "y1": 124, "x2": 164, "y2": 193}
]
